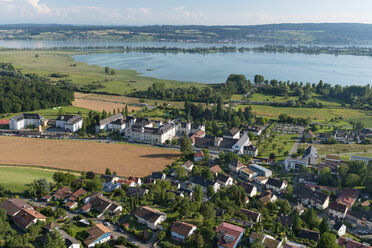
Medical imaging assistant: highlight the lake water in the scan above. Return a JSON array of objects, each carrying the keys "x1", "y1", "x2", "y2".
[{"x1": 1, "y1": 40, "x2": 372, "y2": 85}]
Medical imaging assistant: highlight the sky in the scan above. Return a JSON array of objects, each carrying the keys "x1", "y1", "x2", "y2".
[{"x1": 1, "y1": 0, "x2": 372, "y2": 25}]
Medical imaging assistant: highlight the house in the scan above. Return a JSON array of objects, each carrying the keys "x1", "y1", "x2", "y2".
[
  {"x1": 338, "y1": 237, "x2": 372, "y2": 248},
  {"x1": 223, "y1": 127, "x2": 240, "y2": 139},
  {"x1": 319, "y1": 133, "x2": 332, "y2": 141},
  {"x1": 229, "y1": 159, "x2": 246, "y2": 173},
  {"x1": 298, "y1": 172, "x2": 317, "y2": 185},
  {"x1": 232, "y1": 133, "x2": 250, "y2": 154},
  {"x1": 43, "y1": 223, "x2": 80, "y2": 248},
  {"x1": 333, "y1": 222, "x2": 346, "y2": 237},
  {"x1": 304, "y1": 130, "x2": 314, "y2": 140},
  {"x1": 216, "y1": 174, "x2": 234, "y2": 187},
  {"x1": 150, "y1": 172, "x2": 166, "y2": 182},
  {"x1": 13, "y1": 208, "x2": 47, "y2": 230},
  {"x1": 194, "y1": 150, "x2": 204, "y2": 162},
  {"x1": 182, "y1": 160, "x2": 194, "y2": 172},
  {"x1": 56, "y1": 115, "x2": 83, "y2": 132},
  {"x1": 82, "y1": 195, "x2": 122, "y2": 215},
  {"x1": 179, "y1": 122, "x2": 205, "y2": 135},
  {"x1": 96, "y1": 113, "x2": 126, "y2": 133},
  {"x1": 42, "y1": 195, "x2": 52, "y2": 202},
  {"x1": 244, "y1": 145, "x2": 258, "y2": 157},
  {"x1": 350, "y1": 155, "x2": 372, "y2": 165},
  {"x1": 293, "y1": 184, "x2": 329, "y2": 210},
  {"x1": 84, "y1": 224, "x2": 112, "y2": 248},
  {"x1": 302, "y1": 146, "x2": 318, "y2": 165},
  {"x1": 239, "y1": 167, "x2": 258, "y2": 181},
  {"x1": 210, "y1": 164, "x2": 222, "y2": 176},
  {"x1": 328, "y1": 202, "x2": 348, "y2": 219},
  {"x1": 250, "y1": 232, "x2": 283, "y2": 248},
  {"x1": 254, "y1": 176, "x2": 269, "y2": 185},
  {"x1": 83, "y1": 192, "x2": 103, "y2": 205},
  {"x1": 216, "y1": 222, "x2": 244, "y2": 248},
  {"x1": 259, "y1": 190, "x2": 277, "y2": 204},
  {"x1": 309, "y1": 191, "x2": 330, "y2": 210},
  {"x1": 284, "y1": 158, "x2": 308, "y2": 171},
  {"x1": 134, "y1": 206, "x2": 167, "y2": 230},
  {"x1": 9, "y1": 113, "x2": 44, "y2": 130},
  {"x1": 250, "y1": 164, "x2": 272, "y2": 177},
  {"x1": 171, "y1": 221, "x2": 197, "y2": 243},
  {"x1": 190, "y1": 176, "x2": 220, "y2": 193},
  {"x1": 178, "y1": 187, "x2": 194, "y2": 199},
  {"x1": 0, "y1": 198, "x2": 33, "y2": 217},
  {"x1": 240, "y1": 208, "x2": 261, "y2": 223},
  {"x1": 238, "y1": 182, "x2": 257, "y2": 197},
  {"x1": 68, "y1": 188, "x2": 87, "y2": 202},
  {"x1": 279, "y1": 215, "x2": 294, "y2": 229},
  {"x1": 297, "y1": 229, "x2": 319, "y2": 242},
  {"x1": 337, "y1": 189, "x2": 359, "y2": 209},
  {"x1": 64, "y1": 201, "x2": 78, "y2": 210},
  {"x1": 52, "y1": 186, "x2": 72, "y2": 201},
  {"x1": 243, "y1": 125, "x2": 262, "y2": 136},
  {"x1": 293, "y1": 204, "x2": 305, "y2": 215},
  {"x1": 126, "y1": 187, "x2": 149, "y2": 198},
  {"x1": 266, "y1": 178, "x2": 287, "y2": 193}
]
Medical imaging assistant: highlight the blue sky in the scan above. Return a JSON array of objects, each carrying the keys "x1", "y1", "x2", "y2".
[{"x1": 1, "y1": 0, "x2": 372, "y2": 25}]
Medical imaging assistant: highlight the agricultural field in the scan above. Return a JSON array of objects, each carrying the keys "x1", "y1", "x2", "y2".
[
  {"x1": 0, "y1": 166, "x2": 55, "y2": 193},
  {"x1": 0, "y1": 136, "x2": 180, "y2": 177},
  {"x1": 299, "y1": 143, "x2": 372, "y2": 155},
  {"x1": 72, "y1": 97, "x2": 142, "y2": 113},
  {"x1": 0, "y1": 50, "x2": 208, "y2": 94}
]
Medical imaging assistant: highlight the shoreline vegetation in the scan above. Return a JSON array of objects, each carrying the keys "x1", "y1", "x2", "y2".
[{"x1": 2, "y1": 45, "x2": 372, "y2": 57}]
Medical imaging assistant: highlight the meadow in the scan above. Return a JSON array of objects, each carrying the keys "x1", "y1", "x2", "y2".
[
  {"x1": 255, "y1": 133, "x2": 298, "y2": 160},
  {"x1": 299, "y1": 143, "x2": 372, "y2": 155}
]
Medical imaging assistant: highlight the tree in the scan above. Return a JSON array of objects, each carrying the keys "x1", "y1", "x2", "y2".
[
  {"x1": 110, "y1": 69, "x2": 116, "y2": 75},
  {"x1": 193, "y1": 185, "x2": 203, "y2": 202},
  {"x1": 317, "y1": 232, "x2": 339, "y2": 248},
  {"x1": 28, "y1": 178, "x2": 50, "y2": 198},
  {"x1": 319, "y1": 217, "x2": 330, "y2": 234},
  {"x1": 105, "y1": 168, "x2": 111, "y2": 175},
  {"x1": 43, "y1": 230, "x2": 65, "y2": 248},
  {"x1": 176, "y1": 166, "x2": 187, "y2": 181},
  {"x1": 232, "y1": 116, "x2": 241, "y2": 128},
  {"x1": 181, "y1": 135, "x2": 193, "y2": 156},
  {"x1": 304, "y1": 208, "x2": 319, "y2": 229},
  {"x1": 269, "y1": 152, "x2": 276, "y2": 160},
  {"x1": 202, "y1": 148, "x2": 209, "y2": 161},
  {"x1": 125, "y1": 105, "x2": 129, "y2": 117},
  {"x1": 158, "y1": 231, "x2": 166, "y2": 241},
  {"x1": 251, "y1": 240, "x2": 265, "y2": 248},
  {"x1": 345, "y1": 174, "x2": 360, "y2": 187},
  {"x1": 206, "y1": 185, "x2": 215, "y2": 197},
  {"x1": 104, "y1": 66, "x2": 110, "y2": 74}
]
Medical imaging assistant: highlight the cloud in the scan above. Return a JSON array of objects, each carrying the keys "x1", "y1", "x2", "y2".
[{"x1": 173, "y1": 6, "x2": 185, "y2": 12}]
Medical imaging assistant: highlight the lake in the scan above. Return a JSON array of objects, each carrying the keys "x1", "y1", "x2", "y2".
[{"x1": 1, "y1": 40, "x2": 372, "y2": 85}]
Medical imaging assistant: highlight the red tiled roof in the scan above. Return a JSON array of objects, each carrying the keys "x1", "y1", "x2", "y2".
[
  {"x1": 0, "y1": 120, "x2": 9, "y2": 125},
  {"x1": 210, "y1": 165, "x2": 222, "y2": 174},
  {"x1": 338, "y1": 237, "x2": 372, "y2": 248},
  {"x1": 216, "y1": 222, "x2": 244, "y2": 248},
  {"x1": 337, "y1": 189, "x2": 359, "y2": 209},
  {"x1": 194, "y1": 150, "x2": 204, "y2": 157}
]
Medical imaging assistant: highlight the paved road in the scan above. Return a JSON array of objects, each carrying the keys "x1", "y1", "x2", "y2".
[{"x1": 288, "y1": 134, "x2": 303, "y2": 156}]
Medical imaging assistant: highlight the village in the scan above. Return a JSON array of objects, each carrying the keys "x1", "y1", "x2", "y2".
[{"x1": 1, "y1": 111, "x2": 372, "y2": 248}]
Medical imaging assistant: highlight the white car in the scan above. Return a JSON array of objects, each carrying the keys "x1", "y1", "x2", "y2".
[{"x1": 103, "y1": 222, "x2": 110, "y2": 226}]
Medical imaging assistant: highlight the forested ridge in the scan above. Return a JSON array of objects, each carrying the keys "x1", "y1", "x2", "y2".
[{"x1": 0, "y1": 63, "x2": 74, "y2": 113}]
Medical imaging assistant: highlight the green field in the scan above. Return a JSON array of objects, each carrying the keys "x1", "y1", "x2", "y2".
[
  {"x1": 299, "y1": 143, "x2": 372, "y2": 155},
  {"x1": 256, "y1": 133, "x2": 298, "y2": 160},
  {"x1": 0, "y1": 166, "x2": 55, "y2": 193},
  {"x1": 0, "y1": 50, "x2": 208, "y2": 95}
]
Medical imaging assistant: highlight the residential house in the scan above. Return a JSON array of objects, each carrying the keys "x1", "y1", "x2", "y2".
[
  {"x1": 345, "y1": 209, "x2": 372, "y2": 230},
  {"x1": 304, "y1": 130, "x2": 314, "y2": 140},
  {"x1": 171, "y1": 221, "x2": 197, "y2": 243},
  {"x1": 13, "y1": 208, "x2": 47, "y2": 230},
  {"x1": 56, "y1": 115, "x2": 83, "y2": 132},
  {"x1": 319, "y1": 133, "x2": 332, "y2": 141},
  {"x1": 240, "y1": 208, "x2": 261, "y2": 223},
  {"x1": 150, "y1": 172, "x2": 166, "y2": 182},
  {"x1": 244, "y1": 145, "x2": 258, "y2": 157},
  {"x1": 210, "y1": 164, "x2": 222, "y2": 176},
  {"x1": 293, "y1": 204, "x2": 305, "y2": 215},
  {"x1": 64, "y1": 201, "x2": 78, "y2": 210},
  {"x1": 84, "y1": 224, "x2": 112, "y2": 248},
  {"x1": 259, "y1": 190, "x2": 277, "y2": 204},
  {"x1": 9, "y1": 113, "x2": 44, "y2": 130},
  {"x1": 250, "y1": 164, "x2": 272, "y2": 177},
  {"x1": 179, "y1": 122, "x2": 205, "y2": 135},
  {"x1": 216, "y1": 174, "x2": 234, "y2": 187},
  {"x1": 250, "y1": 232, "x2": 283, "y2": 248},
  {"x1": 328, "y1": 202, "x2": 348, "y2": 219},
  {"x1": 52, "y1": 186, "x2": 72, "y2": 201},
  {"x1": 134, "y1": 206, "x2": 167, "y2": 230},
  {"x1": 0, "y1": 198, "x2": 33, "y2": 217},
  {"x1": 223, "y1": 127, "x2": 240, "y2": 139},
  {"x1": 216, "y1": 222, "x2": 244, "y2": 248},
  {"x1": 298, "y1": 172, "x2": 317, "y2": 185},
  {"x1": 182, "y1": 160, "x2": 194, "y2": 172},
  {"x1": 238, "y1": 182, "x2": 257, "y2": 197},
  {"x1": 190, "y1": 176, "x2": 220, "y2": 193},
  {"x1": 126, "y1": 187, "x2": 149, "y2": 198},
  {"x1": 243, "y1": 125, "x2": 262, "y2": 136},
  {"x1": 337, "y1": 189, "x2": 359, "y2": 209},
  {"x1": 194, "y1": 150, "x2": 204, "y2": 162},
  {"x1": 82, "y1": 194, "x2": 122, "y2": 215},
  {"x1": 338, "y1": 237, "x2": 372, "y2": 248},
  {"x1": 284, "y1": 158, "x2": 308, "y2": 171},
  {"x1": 297, "y1": 229, "x2": 320, "y2": 242},
  {"x1": 229, "y1": 159, "x2": 246, "y2": 173},
  {"x1": 318, "y1": 160, "x2": 340, "y2": 175},
  {"x1": 254, "y1": 176, "x2": 269, "y2": 185},
  {"x1": 302, "y1": 145, "x2": 318, "y2": 165},
  {"x1": 266, "y1": 178, "x2": 287, "y2": 194},
  {"x1": 100, "y1": 175, "x2": 119, "y2": 184},
  {"x1": 96, "y1": 113, "x2": 126, "y2": 133},
  {"x1": 332, "y1": 222, "x2": 346, "y2": 237},
  {"x1": 293, "y1": 184, "x2": 329, "y2": 210},
  {"x1": 239, "y1": 167, "x2": 258, "y2": 181},
  {"x1": 232, "y1": 133, "x2": 250, "y2": 154}
]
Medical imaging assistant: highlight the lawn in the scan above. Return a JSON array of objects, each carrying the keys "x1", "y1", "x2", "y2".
[
  {"x1": 256, "y1": 133, "x2": 298, "y2": 160},
  {"x1": 0, "y1": 50, "x2": 208, "y2": 95},
  {"x1": 0, "y1": 165, "x2": 55, "y2": 193},
  {"x1": 1, "y1": 106, "x2": 92, "y2": 120},
  {"x1": 299, "y1": 143, "x2": 372, "y2": 155}
]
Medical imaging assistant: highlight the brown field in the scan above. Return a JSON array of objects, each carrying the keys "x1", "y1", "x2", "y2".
[
  {"x1": 0, "y1": 136, "x2": 180, "y2": 177},
  {"x1": 72, "y1": 98, "x2": 142, "y2": 113}
]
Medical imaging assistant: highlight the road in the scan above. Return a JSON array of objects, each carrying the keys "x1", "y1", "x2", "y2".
[{"x1": 288, "y1": 134, "x2": 303, "y2": 156}]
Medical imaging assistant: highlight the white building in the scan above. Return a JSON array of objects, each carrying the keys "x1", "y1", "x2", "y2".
[
  {"x1": 96, "y1": 113, "x2": 126, "y2": 133},
  {"x1": 134, "y1": 206, "x2": 167, "y2": 230},
  {"x1": 302, "y1": 145, "x2": 318, "y2": 165},
  {"x1": 232, "y1": 133, "x2": 250, "y2": 154},
  {"x1": 266, "y1": 178, "x2": 287, "y2": 193},
  {"x1": 9, "y1": 113, "x2": 44, "y2": 130},
  {"x1": 250, "y1": 164, "x2": 272, "y2": 177},
  {"x1": 328, "y1": 202, "x2": 348, "y2": 219},
  {"x1": 239, "y1": 168, "x2": 258, "y2": 181},
  {"x1": 333, "y1": 222, "x2": 346, "y2": 237},
  {"x1": 171, "y1": 221, "x2": 197, "y2": 243},
  {"x1": 56, "y1": 115, "x2": 83, "y2": 132},
  {"x1": 179, "y1": 122, "x2": 205, "y2": 135},
  {"x1": 284, "y1": 158, "x2": 308, "y2": 171},
  {"x1": 223, "y1": 127, "x2": 240, "y2": 139},
  {"x1": 244, "y1": 145, "x2": 258, "y2": 157},
  {"x1": 127, "y1": 122, "x2": 176, "y2": 144}
]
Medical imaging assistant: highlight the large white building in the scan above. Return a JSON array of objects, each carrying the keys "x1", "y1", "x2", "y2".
[
  {"x1": 232, "y1": 133, "x2": 250, "y2": 154},
  {"x1": 96, "y1": 113, "x2": 126, "y2": 133},
  {"x1": 9, "y1": 113, "x2": 44, "y2": 130},
  {"x1": 284, "y1": 158, "x2": 308, "y2": 171},
  {"x1": 127, "y1": 122, "x2": 176, "y2": 144},
  {"x1": 56, "y1": 115, "x2": 83, "y2": 132}
]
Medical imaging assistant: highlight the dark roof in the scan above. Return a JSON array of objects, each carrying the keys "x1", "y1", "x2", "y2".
[
  {"x1": 214, "y1": 207, "x2": 225, "y2": 217},
  {"x1": 127, "y1": 187, "x2": 147, "y2": 198},
  {"x1": 100, "y1": 174, "x2": 116, "y2": 183},
  {"x1": 194, "y1": 136, "x2": 215, "y2": 147},
  {"x1": 244, "y1": 145, "x2": 258, "y2": 151},
  {"x1": 333, "y1": 222, "x2": 344, "y2": 231},
  {"x1": 238, "y1": 182, "x2": 256, "y2": 195},
  {"x1": 12, "y1": 113, "x2": 43, "y2": 121},
  {"x1": 329, "y1": 201, "x2": 347, "y2": 213},
  {"x1": 151, "y1": 172, "x2": 165, "y2": 179},
  {"x1": 244, "y1": 125, "x2": 262, "y2": 132},
  {"x1": 0, "y1": 198, "x2": 32, "y2": 216},
  {"x1": 219, "y1": 137, "x2": 238, "y2": 149},
  {"x1": 279, "y1": 215, "x2": 294, "y2": 227},
  {"x1": 57, "y1": 115, "x2": 82, "y2": 124},
  {"x1": 266, "y1": 178, "x2": 284, "y2": 188},
  {"x1": 171, "y1": 221, "x2": 196, "y2": 237},
  {"x1": 98, "y1": 113, "x2": 124, "y2": 126},
  {"x1": 216, "y1": 174, "x2": 231, "y2": 183},
  {"x1": 191, "y1": 176, "x2": 215, "y2": 188},
  {"x1": 297, "y1": 229, "x2": 319, "y2": 242},
  {"x1": 224, "y1": 127, "x2": 240, "y2": 137},
  {"x1": 310, "y1": 191, "x2": 329, "y2": 204},
  {"x1": 303, "y1": 145, "x2": 317, "y2": 159},
  {"x1": 293, "y1": 184, "x2": 314, "y2": 199},
  {"x1": 240, "y1": 208, "x2": 260, "y2": 221},
  {"x1": 134, "y1": 206, "x2": 166, "y2": 223}
]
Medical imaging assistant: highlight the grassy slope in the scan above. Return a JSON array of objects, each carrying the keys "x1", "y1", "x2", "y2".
[
  {"x1": 1, "y1": 106, "x2": 92, "y2": 120},
  {"x1": 0, "y1": 50, "x2": 208, "y2": 95},
  {"x1": 0, "y1": 166, "x2": 55, "y2": 193}
]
